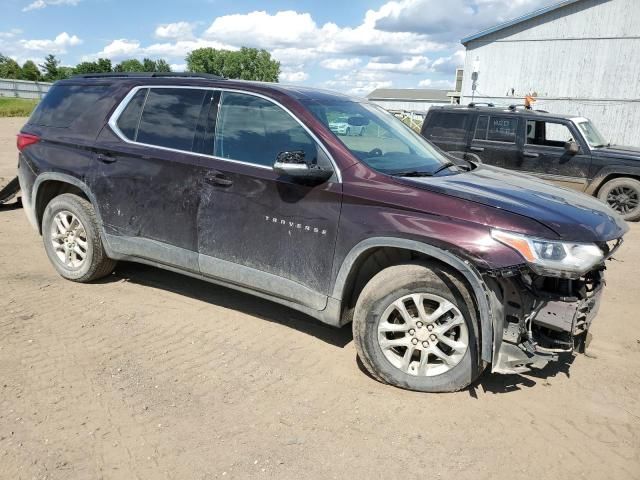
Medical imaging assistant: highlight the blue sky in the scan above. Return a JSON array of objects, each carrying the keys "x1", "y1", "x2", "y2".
[{"x1": 0, "y1": 0, "x2": 557, "y2": 96}]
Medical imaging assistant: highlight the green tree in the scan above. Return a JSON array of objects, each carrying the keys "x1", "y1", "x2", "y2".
[
  {"x1": 155, "y1": 59, "x2": 171, "y2": 72},
  {"x1": 40, "y1": 54, "x2": 60, "y2": 81},
  {"x1": 56, "y1": 66, "x2": 74, "y2": 80},
  {"x1": 73, "y1": 58, "x2": 112, "y2": 75},
  {"x1": 0, "y1": 54, "x2": 23, "y2": 79},
  {"x1": 114, "y1": 59, "x2": 144, "y2": 72},
  {"x1": 21, "y1": 60, "x2": 41, "y2": 81},
  {"x1": 186, "y1": 47, "x2": 280, "y2": 82}
]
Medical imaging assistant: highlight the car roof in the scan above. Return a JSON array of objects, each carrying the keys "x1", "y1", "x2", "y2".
[
  {"x1": 57, "y1": 73, "x2": 361, "y2": 104},
  {"x1": 429, "y1": 104, "x2": 576, "y2": 120}
]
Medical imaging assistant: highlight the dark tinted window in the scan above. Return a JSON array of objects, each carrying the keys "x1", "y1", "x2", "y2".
[
  {"x1": 214, "y1": 92, "x2": 317, "y2": 167},
  {"x1": 136, "y1": 88, "x2": 207, "y2": 151},
  {"x1": 474, "y1": 115, "x2": 488, "y2": 140},
  {"x1": 487, "y1": 116, "x2": 517, "y2": 143},
  {"x1": 29, "y1": 85, "x2": 108, "y2": 128},
  {"x1": 425, "y1": 112, "x2": 469, "y2": 141},
  {"x1": 116, "y1": 89, "x2": 147, "y2": 141}
]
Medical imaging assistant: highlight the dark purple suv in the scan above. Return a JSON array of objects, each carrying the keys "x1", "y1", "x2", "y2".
[{"x1": 16, "y1": 73, "x2": 628, "y2": 392}]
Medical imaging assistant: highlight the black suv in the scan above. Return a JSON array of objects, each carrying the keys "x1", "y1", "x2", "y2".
[
  {"x1": 16, "y1": 73, "x2": 628, "y2": 392},
  {"x1": 421, "y1": 105, "x2": 640, "y2": 221}
]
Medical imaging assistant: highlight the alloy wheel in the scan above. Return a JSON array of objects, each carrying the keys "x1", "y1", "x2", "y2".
[
  {"x1": 607, "y1": 185, "x2": 640, "y2": 215},
  {"x1": 50, "y1": 210, "x2": 89, "y2": 269},
  {"x1": 377, "y1": 293, "x2": 469, "y2": 377}
]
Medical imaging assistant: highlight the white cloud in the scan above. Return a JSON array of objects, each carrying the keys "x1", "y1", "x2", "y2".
[
  {"x1": 89, "y1": 38, "x2": 235, "y2": 61},
  {"x1": 430, "y1": 50, "x2": 465, "y2": 74},
  {"x1": 325, "y1": 70, "x2": 393, "y2": 97},
  {"x1": 418, "y1": 78, "x2": 454, "y2": 89},
  {"x1": 99, "y1": 39, "x2": 140, "y2": 57},
  {"x1": 279, "y1": 71, "x2": 309, "y2": 82},
  {"x1": 365, "y1": 55, "x2": 430, "y2": 73},
  {"x1": 320, "y1": 57, "x2": 361, "y2": 70},
  {"x1": 0, "y1": 29, "x2": 23, "y2": 39},
  {"x1": 19, "y1": 32, "x2": 82, "y2": 53},
  {"x1": 170, "y1": 63, "x2": 187, "y2": 72},
  {"x1": 372, "y1": 0, "x2": 558, "y2": 41},
  {"x1": 155, "y1": 22, "x2": 195, "y2": 40},
  {"x1": 23, "y1": 0, "x2": 80, "y2": 12}
]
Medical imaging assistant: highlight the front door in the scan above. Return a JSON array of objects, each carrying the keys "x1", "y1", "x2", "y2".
[
  {"x1": 517, "y1": 118, "x2": 592, "y2": 191},
  {"x1": 468, "y1": 114, "x2": 521, "y2": 168},
  {"x1": 90, "y1": 87, "x2": 212, "y2": 271},
  {"x1": 196, "y1": 91, "x2": 342, "y2": 310}
]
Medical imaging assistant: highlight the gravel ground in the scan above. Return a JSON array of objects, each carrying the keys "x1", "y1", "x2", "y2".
[{"x1": 1, "y1": 117, "x2": 639, "y2": 479}]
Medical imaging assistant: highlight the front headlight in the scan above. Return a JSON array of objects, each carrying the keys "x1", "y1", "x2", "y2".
[{"x1": 491, "y1": 229, "x2": 604, "y2": 278}]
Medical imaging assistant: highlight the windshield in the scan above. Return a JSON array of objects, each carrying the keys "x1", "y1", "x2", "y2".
[
  {"x1": 303, "y1": 98, "x2": 450, "y2": 175},
  {"x1": 576, "y1": 119, "x2": 607, "y2": 148}
]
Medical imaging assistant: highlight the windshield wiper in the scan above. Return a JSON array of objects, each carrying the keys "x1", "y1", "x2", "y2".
[
  {"x1": 431, "y1": 162, "x2": 458, "y2": 175},
  {"x1": 392, "y1": 170, "x2": 434, "y2": 177}
]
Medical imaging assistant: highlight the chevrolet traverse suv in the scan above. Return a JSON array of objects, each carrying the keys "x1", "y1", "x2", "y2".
[{"x1": 17, "y1": 73, "x2": 628, "y2": 392}]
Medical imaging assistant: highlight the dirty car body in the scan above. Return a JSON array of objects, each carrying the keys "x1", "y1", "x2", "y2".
[{"x1": 17, "y1": 73, "x2": 628, "y2": 392}]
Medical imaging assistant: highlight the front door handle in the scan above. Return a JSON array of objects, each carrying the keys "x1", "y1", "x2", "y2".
[
  {"x1": 470, "y1": 146, "x2": 484, "y2": 152},
  {"x1": 204, "y1": 172, "x2": 233, "y2": 187},
  {"x1": 96, "y1": 153, "x2": 117, "y2": 164},
  {"x1": 523, "y1": 151, "x2": 540, "y2": 158}
]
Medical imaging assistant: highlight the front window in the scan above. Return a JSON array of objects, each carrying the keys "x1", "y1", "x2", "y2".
[
  {"x1": 303, "y1": 99, "x2": 451, "y2": 175},
  {"x1": 576, "y1": 120, "x2": 607, "y2": 148}
]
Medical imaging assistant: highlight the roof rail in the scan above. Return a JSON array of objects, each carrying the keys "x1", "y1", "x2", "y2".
[
  {"x1": 467, "y1": 102, "x2": 495, "y2": 108},
  {"x1": 71, "y1": 72, "x2": 225, "y2": 80}
]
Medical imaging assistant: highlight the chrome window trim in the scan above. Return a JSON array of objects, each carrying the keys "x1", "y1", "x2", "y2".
[{"x1": 107, "y1": 85, "x2": 341, "y2": 182}]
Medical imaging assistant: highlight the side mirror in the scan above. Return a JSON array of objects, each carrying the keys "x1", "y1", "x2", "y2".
[
  {"x1": 564, "y1": 140, "x2": 579, "y2": 155},
  {"x1": 273, "y1": 151, "x2": 333, "y2": 183}
]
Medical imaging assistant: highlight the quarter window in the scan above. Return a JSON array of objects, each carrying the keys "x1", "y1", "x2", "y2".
[
  {"x1": 474, "y1": 115, "x2": 488, "y2": 140},
  {"x1": 425, "y1": 112, "x2": 469, "y2": 141},
  {"x1": 134, "y1": 88, "x2": 208, "y2": 151},
  {"x1": 30, "y1": 85, "x2": 108, "y2": 128},
  {"x1": 116, "y1": 89, "x2": 147, "y2": 141},
  {"x1": 487, "y1": 116, "x2": 517, "y2": 143},
  {"x1": 214, "y1": 92, "x2": 318, "y2": 167}
]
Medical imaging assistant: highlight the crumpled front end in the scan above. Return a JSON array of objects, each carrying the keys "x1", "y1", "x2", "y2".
[{"x1": 487, "y1": 239, "x2": 621, "y2": 374}]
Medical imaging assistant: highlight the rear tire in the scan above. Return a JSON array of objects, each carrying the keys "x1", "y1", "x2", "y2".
[
  {"x1": 597, "y1": 177, "x2": 640, "y2": 221},
  {"x1": 42, "y1": 193, "x2": 116, "y2": 282},
  {"x1": 353, "y1": 262, "x2": 482, "y2": 392}
]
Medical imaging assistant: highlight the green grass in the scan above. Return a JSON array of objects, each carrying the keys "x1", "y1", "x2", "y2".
[{"x1": 0, "y1": 97, "x2": 38, "y2": 117}]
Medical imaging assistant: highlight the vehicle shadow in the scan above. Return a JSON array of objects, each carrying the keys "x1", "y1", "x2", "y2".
[
  {"x1": 468, "y1": 354, "x2": 575, "y2": 396},
  {"x1": 0, "y1": 199, "x2": 23, "y2": 211},
  {"x1": 101, "y1": 261, "x2": 354, "y2": 348}
]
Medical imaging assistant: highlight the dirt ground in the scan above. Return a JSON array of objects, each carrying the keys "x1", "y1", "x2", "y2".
[{"x1": 1, "y1": 117, "x2": 639, "y2": 480}]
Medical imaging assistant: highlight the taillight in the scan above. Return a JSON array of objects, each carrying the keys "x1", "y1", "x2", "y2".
[{"x1": 17, "y1": 133, "x2": 40, "y2": 152}]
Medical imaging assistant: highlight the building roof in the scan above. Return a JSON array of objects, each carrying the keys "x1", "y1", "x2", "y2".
[
  {"x1": 461, "y1": 0, "x2": 584, "y2": 45},
  {"x1": 367, "y1": 88, "x2": 449, "y2": 102}
]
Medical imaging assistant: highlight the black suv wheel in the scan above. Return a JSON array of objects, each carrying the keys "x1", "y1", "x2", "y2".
[
  {"x1": 42, "y1": 193, "x2": 116, "y2": 282},
  {"x1": 598, "y1": 177, "x2": 640, "y2": 221},
  {"x1": 353, "y1": 262, "x2": 482, "y2": 392}
]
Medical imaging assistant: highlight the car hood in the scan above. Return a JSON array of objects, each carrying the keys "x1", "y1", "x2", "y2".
[
  {"x1": 592, "y1": 144, "x2": 640, "y2": 160},
  {"x1": 398, "y1": 164, "x2": 628, "y2": 242}
]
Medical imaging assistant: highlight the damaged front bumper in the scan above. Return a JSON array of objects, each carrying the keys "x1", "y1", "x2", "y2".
[{"x1": 488, "y1": 266, "x2": 606, "y2": 375}]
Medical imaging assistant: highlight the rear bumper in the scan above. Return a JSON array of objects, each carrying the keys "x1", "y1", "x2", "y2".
[{"x1": 17, "y1": 154, "x2": 38, "y2": 231}]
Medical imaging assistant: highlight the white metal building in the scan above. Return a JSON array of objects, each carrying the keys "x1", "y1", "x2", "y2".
[
  {"x1": 366, "y1": 88, "x2": 450, "y2": 114},
  {"x1": 460, "y1": 0, "x2": 640, "y2": 146}
]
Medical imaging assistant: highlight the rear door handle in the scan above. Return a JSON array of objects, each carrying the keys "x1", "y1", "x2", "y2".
[
  {"x1": 470, "y1": 146, "x2": 484, "y2": 152},
  {"x1": 523, "y1": 151, "x2": 540, "y2": 158},
  {"x1": 204, "y1": 172, "x2": 233, "y2": 187},
  {"x1": 96, "y1": 153, "x2": 117, "y2": 164}
]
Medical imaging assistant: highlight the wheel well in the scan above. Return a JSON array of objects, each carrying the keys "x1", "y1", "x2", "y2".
[
  {"x1": 339, "y1": 247, "x2": 476, "y2": 324},
  {"x1": 594, "y1": 174, "x2": 640, "y2": 196},
  {"x1": 35, "y1": 180, "x2": 89, "y2": 232}
]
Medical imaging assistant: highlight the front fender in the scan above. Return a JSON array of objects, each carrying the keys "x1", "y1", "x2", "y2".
[
  {"x1": 585, "y1": 165, "x2": 640, "y2": 195},
  {"x1": 332, "y1": 237, "x2": 496, "y2": 365}
]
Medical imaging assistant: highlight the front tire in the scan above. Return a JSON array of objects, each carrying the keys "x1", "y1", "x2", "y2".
[
  {"x1": 353, "y1": 262, "x2": 482, "y2": 392},
  {"x1": 42, "y1": 193, "x2": 116, "y2": 282},
  {"x1": 597, "y1": 177, "x2": 640, "y2": 221}
]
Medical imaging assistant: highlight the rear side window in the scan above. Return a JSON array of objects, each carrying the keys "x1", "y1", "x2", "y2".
[
  {"x1": 474, "y1": 115, "x2": 488, "y2": 140},
  {"x1": 29, "y1": 84, "x2": 108, "y2": 128},
  {"x1": 424, "y1": 112, "x2": 469, "y2": 141},
  {"x1": 214, "y1": 92, "x2": 318, "y2": 167},
  {"x1": 116, "y1": 89, "x2": 147, "y2": 141},
  {"x1": 487, "y1": 116, "x2": 518, "y2": 143},
  {"x1": 134, "y1": 88, "x2": 208, "y2": 151}
]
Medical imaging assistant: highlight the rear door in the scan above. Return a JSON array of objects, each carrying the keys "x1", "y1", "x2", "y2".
[
  {"x1": 469, "y1": 114, "x2": 521, "y2": 168},
  {"x1": 421, "y1": 111, "x2": 472, "y2": 155},
  {"x1": 195, "y1": 90, "x2": 342, "y2": 309},
  {"x1": 518, "y1": 118, "x2": 592, "y2": 191},
  {"x1": 90, "y1": 86, "x2": 211, "y2": 271}
]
